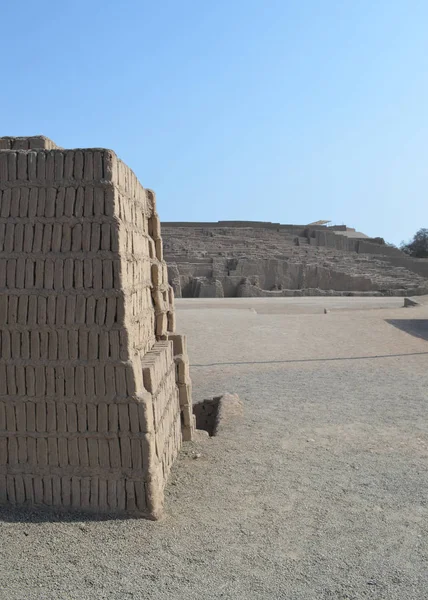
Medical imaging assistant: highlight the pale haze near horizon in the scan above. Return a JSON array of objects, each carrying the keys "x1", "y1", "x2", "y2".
[{"x1": 1, "y1": 0, "x2": 427, "y2": 246}]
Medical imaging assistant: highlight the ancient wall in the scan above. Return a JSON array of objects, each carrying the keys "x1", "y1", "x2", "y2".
[
  {"x1": 163, "y1": 224, "x2": 428, "y2": 297},
  {"x1": 0, "y1": 137, "x2": 194, "y2": 518}
]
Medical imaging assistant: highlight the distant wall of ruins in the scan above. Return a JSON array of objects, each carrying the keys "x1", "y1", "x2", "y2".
[{"x1": 0, "y1": 137, "x2": 194, "y2": 518}]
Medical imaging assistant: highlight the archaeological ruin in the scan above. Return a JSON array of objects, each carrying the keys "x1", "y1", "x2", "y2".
[
  {"x1": 162, "y1": 221, "x2": 428, "y2": 298},
  {"x1": 0, "y1": 136, "x2": 195, "y2": 519}
]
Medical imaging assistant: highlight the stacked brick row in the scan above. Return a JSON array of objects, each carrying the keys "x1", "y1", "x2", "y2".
[
  {"x1": 0, "y1": 137, "x2": 194, "y2": 518},
  {"x1": 0, "y1": 136, "x2": 60, "y2": 151},
  {"x1": 168, "y1": 334, "x2": 195, "y2": 442}
]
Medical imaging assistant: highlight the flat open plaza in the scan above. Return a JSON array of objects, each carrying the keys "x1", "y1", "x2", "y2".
[{"x1": 1, "y1": 297, "x2": 427, "y2": 599}]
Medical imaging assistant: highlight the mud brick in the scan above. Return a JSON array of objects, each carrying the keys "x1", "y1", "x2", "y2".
[
  {"x1": 13, "y1": 222, "x2": 24, "y2": 251},
  {"x1": 62, "y1": 187, "x2": 74, "y2": 217},
  {"x1": 56, "y1": 295, "x2": 66, "y2": 326},
  {"x1": 75, "y1": 295, "x2": 86, "y2": 323},
  {"x1": 101, "y1": 223, "x2": 111, "y2": 250},
  {"x1": 95, "y1": 297, "x2": 106, "y2": 325},
  {"x1": 91, "y1": 222, "x2": 101, "y2": 251},
  {"x1": 125, "y1": 480, "x2": 137, "y2": 511},
  {"x1": 88, "y1": 438, "x2": 99, "y2": 467},
  {"x1": 120, "y1": 437, "x2": 132, "y2": 469},
  {"x1": 8, "y1": 295, "x2": 18, "y2": 324},
  {"x1": 23, "y1": 222, "x2": 34, "y2": 252},
  {"x1": 87, "y1": 329, "x2": 98, "y2": 360},
  {"x1": 99, "y1": 479, "x2": 108, "y2": 510},
  {"x1": 0, "y1": 153, "x2": 8, "y2": 181},
  {"x1": 64, "y1": 258, "x2": 74, "y2": 289},
  {"x1": 25, "y1": 366, "x2": 36, "y2": 396},
  {"x1": 32, "y1": 223, "x2": 43, "y2": 253},
  {"x1": 61, "y1": 223, "x2": 71, "y2": 252},
  {"x1": 65, "y1": 295, "x2": 76, "y2": 324},
  {"x1": 61, "y1": 477, "x2": 71, "y2": 506},
  {"x1": 0, "y1": 439, "x2": 6, "y2": 466},
  {"x1": 44, "y1": 187, "x2": 55, "y2": 217},
  {"x1": 58, "y1": 330, "x2": 68, "y2": 360},
  {"x1": 74, "y1": 150, "x2": 84, "y2": 180},
  {"x1": 102, "y1": 259, "x2": 113, "y2": 288},
  {"x1": 78, "y1": 439, "x2": 89, "y2": 467},
  {"x1": 40, "y1": 331, "x2": 49, "y2": 359},
  {"x1": 105, "y1": 296, "x2": 117, "y2": 327},
  {"x1": 84, "y1": 151, "x2": 93, "y2": 180},
  {"x1": 11, "y1": 331, "x2": 20, "y2": 359},
  {"x1": 46, "y1": 401, "x2": 57, "y2": 432},
  {"x1": 48, "y1": 438, "x2": 59, "y2": 466},
  {"x1": 54, "y1": 152, "x2": 64, "y2": 180},
  {"x1": 6, "y1": 475, "x2": 16, "y2": 503},
  {"x1": 99, "y1": 331, "x2": 109, "y2": 360},
  {"x1": 68, "y1": 439, "x2": 79, "y2": 466},
  {"x1": 75, "y1": 366, "x2": 85, "y2": 399},
  {"x1": 4, "y1": 222, "x2": 14, "y2": 253},
  {"x1": 81, "y1": 477, "x2": 91, "y2": 507},
  {"x1": 17, "y1": 152, "x2": 28, "y2": 180},
  {"x1": 65, "y1": 366, "x2": 75, "y2": 397},
  {"x1": 78, "y1": 329, "x2": 88, "y2": 360},
  {"x1": 6, "y1": 403, "x2": 16, "y2": 431},
  {"x1": 52, "y1": 475, "x2": 61, "y2": 506},
  {"x1": 35, "y1": 259, "x2": 44, "y2": 288},
  {"x1": 36, "y1": 437, "x2": 48, "y2": 466},
  {"x1": 27, "y1": 437, "x2": 36, "y2": 464},
  {"x1": 17, "y1": 437, "x2": 27, "y2": 464},
  {"x1": 46, "y1": 151, "x2": 55, "y2": 181},
  {"x1": 58, "y1": 439, "x2": 68, "y2": 467},
  {"x1": 93, "y1": 258, "x2": 103, "y2": 290},
  {"x1": 48, "y1": 330, "x2": 58, "y2": 360},
  {"x1": 74, "y1": 260, "x2": 84, "y2": 290},
  {"x1": 95, "y1": 366, "x2": 106, "y2": 396},
  {"x1": 75, "y1": 186, "x2": 84, "y2": 216},
  {"x1": 6, "y1": 258, "x2": 17, "y2": 288},
  {"x1": 8, "y1": 152, "x2": 17, "y2": 181},
  {"x1": 69, "y1": 330, "x2": 78, "y2": 360},
  {"x1": 10, "y1": 188, "x2": 20, "y2": 218},
  {"x1": 42, "y1": 223, "x2": 53, "y2": 254},
  {"x1": 64, "y1": 151, "x2": 74, "y2": 179},
  {"x1": 90, "y1": 477, "x2": 99, "y2": 509},
  {"x1": 99, "y1": 439, "x2": 110, "y2": 469},
  {"x1": 6, "y1": 365, "x2": 17, "y2": 395},
  {"x1": 84, "y1": 258, "x2": 93, "y2": 288},
  {"x1": 44, "y1": 258, "x2": 54, "y2": 289},
  {"x1": 84, "y1": 187, "x2": 94, "y2": 217},
  {"x1": 46, "y1": 367, "x2": 55, "y2": 396},
  {"x1": 51, "y1": 222, "x2": 62, "y2": 251},
  {"x1": 0, "y1": 222, "x2": 5, "y2": 251},
  {"x1": 25, "y1": 258, "x2": 35, "y2": 288},
  {"x1": 2, "y1": 330, "x2": 11, "y2": 359},
  {"x1": 0, "y1": 296, "x2": 7, "y2": 325},
  {"x1": 15, "y1": 402, "x2": 26, "y2": 431},
  {"x1": 35, "y1": 366, "x2": 46, "y2": 396},
  {"x1": 85, "y1": 368, "x2": 96, "y2": 398}
]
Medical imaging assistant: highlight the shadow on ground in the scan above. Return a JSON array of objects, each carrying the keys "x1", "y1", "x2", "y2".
[{"x1": 386, "y1": 319, "x2": 428, "y2": 342}]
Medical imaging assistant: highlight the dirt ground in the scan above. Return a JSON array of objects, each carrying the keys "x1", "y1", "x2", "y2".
[{"x1": 1, "y1": 298, "x2": 427, "y2": 599}]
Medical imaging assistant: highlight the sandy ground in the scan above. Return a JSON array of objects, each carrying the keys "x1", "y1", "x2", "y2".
[{"x1": 1, "y1": 298, "x2": 428, "y2": 599}]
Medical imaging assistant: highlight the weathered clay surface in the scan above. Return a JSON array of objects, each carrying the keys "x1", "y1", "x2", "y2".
[
  {"x1": 162, "y1": 222, "x2": 428, "y2": 297},
  {"x1": 0, "y1": 136, "x2": 195, "y2": 518}
]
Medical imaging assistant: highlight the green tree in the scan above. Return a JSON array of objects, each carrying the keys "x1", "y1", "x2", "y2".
[{"x1": 400, "y1": 228, "x2": 428, "y2": 258}]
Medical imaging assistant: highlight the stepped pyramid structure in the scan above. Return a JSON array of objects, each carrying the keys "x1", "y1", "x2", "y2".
[
  {"x1": 162, "y1": 222, "x2": 428, "y2": 297},
  {"x1": 0, "y1": 136, "x2": 194, "y2": 519}
]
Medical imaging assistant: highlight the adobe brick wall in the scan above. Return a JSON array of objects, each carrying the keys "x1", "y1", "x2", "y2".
[{"x1": 0, "y1": 136, "x2": 194, "y2": 518}]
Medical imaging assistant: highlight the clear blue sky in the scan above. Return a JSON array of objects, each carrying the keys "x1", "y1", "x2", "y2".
[{"x1": 1, "y1": 1, "x2": 427, "y2": 245}]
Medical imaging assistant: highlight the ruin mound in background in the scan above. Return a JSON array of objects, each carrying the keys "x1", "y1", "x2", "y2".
[{"x1": 162, "y1": 221, "x2": 428, "y2": 298}]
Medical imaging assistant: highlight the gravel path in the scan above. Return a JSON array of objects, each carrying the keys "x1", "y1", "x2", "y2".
[{"x1": 1, "y1": 300, "x2": 427, "y2": 599}]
